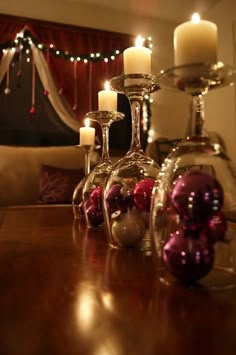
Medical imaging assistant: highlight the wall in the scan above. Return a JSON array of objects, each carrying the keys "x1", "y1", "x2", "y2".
[
  {"x1": 0, "y1": 0, "x2": 189, "y2": 142},
  {"x1": 205, "y1": 0, "x2": 236, "y2": 165}
]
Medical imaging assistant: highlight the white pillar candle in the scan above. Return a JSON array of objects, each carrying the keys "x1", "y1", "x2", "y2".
[
  {"x1": 123, "y1": 35, "x2": 151, "y2": 74},
  {"x1": 80, "y1": 118, "x2": 95, "y2": 145},
  {"x1": 98, "y1": 81, "x2": 117, "y2": 111},
  {"x1": 174, "y1": 13, "x2": 217, "y2": 66}
]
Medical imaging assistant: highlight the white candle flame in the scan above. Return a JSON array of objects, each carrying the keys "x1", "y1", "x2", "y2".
[
  {"x1": 191, "y1": 13, "x2": 201, "y2": 23},
  {"x1": 85, "y1": 118, "x2": 90, "y2": 128},
  {"x1": 104, "y1": 81, "x2": 110, "y2": 90},
  {"x1": 135, "y1": 35, "x2": 144, "y2": 47}
]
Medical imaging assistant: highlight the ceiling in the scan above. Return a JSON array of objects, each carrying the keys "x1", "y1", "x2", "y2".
[{"x1": 65, "y1": 0, "x2": 221, "y2": 22}]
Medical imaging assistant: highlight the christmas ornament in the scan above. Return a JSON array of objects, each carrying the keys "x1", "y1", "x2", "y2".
[
  {"x1": 105, "y1": 184, "x2": 132, "y2": 214},
  {"x1": 17, "y1": 70, "x2": 23, "y2": 77},
  {"x1": 4, "y1": 88, "x2": 10, "y2": 95},
  {"x1": 111, "y1": 210, "x2": 145, "y2": 247},
  {"x1": 43, "y1": 89, "x2": 49, "y2": 96},
  {"x1": 86, "y1": 204, "x2": 104, "y2": 227},
  {"x1": 30, "y1": 106, "x2": 36, "y2": 114},
  {"x1": 163, "y1": 228, "x2": 214, "y2": 284},
  {"x1": 207, "y1": 212, "x2": 227, "y2": 243},
  {"x1": 171, "y1": 171, "x2": 224, "y2": 223},
  {"x1": 134, "y1": 178, "x2": 155, "y2": 212},
  {"x1": 90, "y1": 186, "x2": 103, "y2": 209}
]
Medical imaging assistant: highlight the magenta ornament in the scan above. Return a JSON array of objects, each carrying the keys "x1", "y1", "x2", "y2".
[
  {"x1": 163, "y1": 228, "x2": 214, "y2": 284},
  {"x1": 207, "y1": 212, "x2": 227, "y2": 243},
  {"x1": 86, "y1": 204, "x2": 104, "y2": 227},
  {"x1": 30, "y1": 106, "x2": 36, "y2": 114},
  {"x1": 17, "y1": 70, "x2": 23, "y2": 77},
  {"x1": 90, "y1": 186, "x2": 103, "y2": 209},
  {"x1": 171, "y1": 171, "x2": 224, "y2": 223},
  {"x1": 134, "y1": 178, "x2": 155, "y2": 212},
  {"x1": 106, "y1": 184, "x2": 133, "y2": 214}
]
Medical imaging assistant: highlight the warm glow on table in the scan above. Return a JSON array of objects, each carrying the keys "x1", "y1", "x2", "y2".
[
  {"x1": 174, "y1": 13, "x2": 218, "y2": 66},
  {"x1": 123, "y1": 35, "x2": 151, "y2": 74},
  {"x1": 79, "y1": 118, "x2": 95, "y2": 145},
  {"x1": 98, "y1": 81, "x2": 117, "y2": 111}
]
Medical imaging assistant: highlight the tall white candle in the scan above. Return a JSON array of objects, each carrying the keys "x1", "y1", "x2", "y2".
[
  {"x1": 80, "y1": 118, "x2": 95, "y2": 145},
  {"x1": 98, "y1": 81, "x2": 117, "y2": 111},
  {"x1": 174, "y1": 13, "x2": 217, "y2": 66},
  {"x1": 123, "y1": 35, "x2": 151, "y2": 74}
]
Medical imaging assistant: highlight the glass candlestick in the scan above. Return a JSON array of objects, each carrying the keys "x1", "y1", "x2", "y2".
[
  {"x1": 150, "y1": 62, "x2": 236, "y2": 289},
  {"x1": 103, "y1": 74, "x2": 160, "y2": 251},
  {"x1": 82, "y1": 110, "x2": 124, "y2": 228},
  {"x1": 72, "y1": 144, "x2": 100, "y2": 220}
]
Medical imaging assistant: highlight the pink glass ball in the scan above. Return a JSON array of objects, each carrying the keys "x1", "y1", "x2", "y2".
[
  {"x1": 105, "y1": 184, "x2": 133, "y2": 214},
  {"x1": 163, "y1": 228, "x2": 214, "y2": 284},
  {"x1": 207, "y1": 212, "x2": 227, "y2": 243},
  {"x1": 90, "y1": 186, "x2": 103, "y2": 209},
  {"x1": 171, "y1": 171, "x2": 224, "y2": 223},
  {"x1": 86, "y1": 204, "x2": 104, "y2": 227},
  {"x1": 134, "y1": 178, "x2": 155, "y2": 212}
]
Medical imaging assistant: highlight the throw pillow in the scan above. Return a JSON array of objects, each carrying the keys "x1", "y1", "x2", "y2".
[{"x1": 38, "y1": 164, "x2": 84, "y2": 204}]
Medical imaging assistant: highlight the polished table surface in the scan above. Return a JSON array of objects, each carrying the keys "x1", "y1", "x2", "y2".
[{"x1": 0, "y1": 205, "x2": 236, "y2": 355}]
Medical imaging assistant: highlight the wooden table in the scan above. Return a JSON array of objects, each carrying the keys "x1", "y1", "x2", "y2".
[{"x1": 0, "y1": 205, "x2": 236, "y2": 355}]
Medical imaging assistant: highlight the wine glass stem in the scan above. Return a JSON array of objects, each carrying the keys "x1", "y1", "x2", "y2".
[
  {"x1": 101, "y1": 124, "x2": 111, "y2": 163},
  {"x1": 187, "y1": 94, "x2": 206, "y2": 137},
  {"x1": 84, "y1": 149, "x2": 91, "y2": 176},
  {"x1": 128, "y1": 98, "x2": 143, "y2": 153}
]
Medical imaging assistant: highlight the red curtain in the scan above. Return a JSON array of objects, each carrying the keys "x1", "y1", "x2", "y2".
[{"x1": 0, "y1": 13, "x2": 134, "y2": 124}]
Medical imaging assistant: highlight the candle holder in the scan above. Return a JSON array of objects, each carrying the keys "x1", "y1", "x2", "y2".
[
  {"x1": 72, "y1": 144, "x2": 100, "y2": 220},
  {"x1": 82, "y1": 110, "x2": 124, "y2": 228},
  {"x1": 150, "y1": 62, "x2": 236, "y2": 289},
  {"x1": 103, "y1": 74, "x2": 160, "y2": 251}
]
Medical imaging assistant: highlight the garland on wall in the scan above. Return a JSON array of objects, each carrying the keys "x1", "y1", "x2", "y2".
[{"x1": 0, "y1": 28, "x2": 153, "y2": 136}]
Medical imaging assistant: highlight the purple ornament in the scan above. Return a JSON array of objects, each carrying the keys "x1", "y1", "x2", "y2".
[
  {"x1": 90, "y1": 186, "x2": 103, "y2": 210},
  {"x1": 163, "y1": 228, "x2": 214, "y2": 284},
  {"x1": 171, "y1": 171, "x2": 224, "y2": 223},
  {"x1": 105, "y1": 184, "x2": 133, "y2": 214},
  {"x1": 86, "y1": 204, "x2": 104, "y2": 227},
  {"x1": 134, "y1": 178, "x2": 155, "y2": 212},
  {"x1": 207, "y1": 212, "x2": 227, "y2": 243}
]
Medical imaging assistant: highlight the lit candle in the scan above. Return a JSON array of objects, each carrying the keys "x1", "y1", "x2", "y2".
[
  {"x1": 174, "y1": 13, "x2": 217, "y2": 66},
  {"x1": 123, "y1": 35, "x2": 151, "y2": 74},
  {"x1": 80, "y1": 118, "x2": 95, "y2": 145},
  {"x1": 98, "y1": 81, "x2": 117, "y2": 111}
]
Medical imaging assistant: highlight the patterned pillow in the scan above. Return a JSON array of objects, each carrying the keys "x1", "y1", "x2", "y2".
[{"x1": 38, "y1": 164, "x2": 84, "y2": 204}]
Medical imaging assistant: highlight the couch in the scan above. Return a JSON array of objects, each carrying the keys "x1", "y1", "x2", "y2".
[{"x1": 0, "y1": 145, "x2": 99, "y2": 206}]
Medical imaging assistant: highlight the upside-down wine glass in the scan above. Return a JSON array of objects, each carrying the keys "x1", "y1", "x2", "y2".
[
  {"x1": 103, "y1": 74, "x2": 160, "y2": 251},
  {"x1": 82, "y1": 110, "x2": 124, "y2": 228},
  {"x1": 150, "y1": 62, "x2": 236, "y2": 289}
]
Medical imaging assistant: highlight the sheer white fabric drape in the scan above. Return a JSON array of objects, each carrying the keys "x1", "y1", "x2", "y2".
[{"x1": 0, "y1": 44, "x2": 81, "y2": 132}]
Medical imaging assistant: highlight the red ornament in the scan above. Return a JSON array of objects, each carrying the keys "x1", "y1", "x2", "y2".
[
  {"x1": 207, "y1": 212, "x2": 228, "y2": 243},
  {"x1": 30, "y1": 106, "x2": 36, "y2": 114},
  {"x1": 163, "y1": 228, "x2": 214, "y2": 284},
  {"x1": 86, "y1": 204, "x2": 104, "y2": 227},
  {"x1": 17, "y1": 70, "x2": 23, "y2": 77},
  {"x1": 134, "y1": 178, "x2": 155, "y2": 212},
  {"x1": 171, "y1": 171, "x2": 224, "y2": 223},
  {"x1": 90, "y1": 186, "x2": 103, "y2": 210},
  {"x1": 43, "y1": 89, "x2": 49, "y2": 96}
]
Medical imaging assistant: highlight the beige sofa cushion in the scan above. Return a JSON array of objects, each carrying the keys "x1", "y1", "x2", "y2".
[{"x1": 0, "y1": 145, "x2": 99, "y2": 206}]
